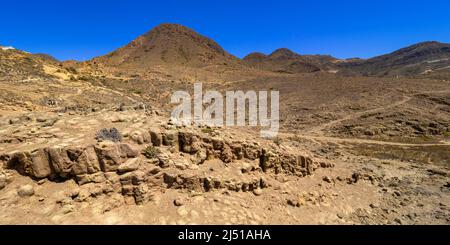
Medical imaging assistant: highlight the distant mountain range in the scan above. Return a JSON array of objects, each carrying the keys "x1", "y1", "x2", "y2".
[
  {"x1": 3, "y1": 24, "x2": 450, "y2": 78},
  {"x1": 338, "y1": 41, "x2": 450, "y2": 77}
]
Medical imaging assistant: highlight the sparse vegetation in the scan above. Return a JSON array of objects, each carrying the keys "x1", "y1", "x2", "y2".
[
  {"x1": 78, "y1": 76, "x2": 90, "y2": 81},
  {"x1": 445, "y1": 131, "x2": 450, "y2": 137},
  {"x1": 95, "y1": 128, "x2": 122, "y2": 142},
  {"x1": 66, "y1": 66, "x2": 78, "y2": 74},
  {"x1": 23, "y1": 57, "x2": 33, "y2": 63},
  {"x1": 273, "y1": 137, "x2": 282, "y2": 146},
  {"x1": 132, "y1": 89, "x2": 142, "y2": 95},
  {"x1": 142, "y1": 145, "x2": 160, "y2": 159},
  {"x1": 201, "y1": 128, "x2": 215, "y2": 135}
]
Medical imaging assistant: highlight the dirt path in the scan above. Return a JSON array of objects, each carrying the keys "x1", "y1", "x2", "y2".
[
  {"x1": 283, "y1": 89, "x2": 450, "y2": 147},
  {"x1": 281, "y1": 133, "x2": 450, "y2": 147},
  {"x1": 308, "y1": 89, "x2": 450, "y2": 135},
  {"x1": 308, "y1": 96, "x2": 412, "y2": 134}
]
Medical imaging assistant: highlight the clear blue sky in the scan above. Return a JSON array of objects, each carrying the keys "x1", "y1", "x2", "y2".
[{"x1": 1, "y1": 0, "x2": 449, "y2": 61}]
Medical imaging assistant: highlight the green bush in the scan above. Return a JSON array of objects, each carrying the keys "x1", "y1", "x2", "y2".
[
  {"x1": 66, "y1": 66, "x2": 78, "y2": 74},
  {"x1": 273, "y1": 137, "x2": 282, "y2": 146},
  {"x1": 142, "y1": 146, "x2": 160, "y2": 159},
  {"x1": 201, "y1": 128, "x2": 215, "y2": 135},
  {"x1": 78, "y1": 76, "x2": 89, "y2": 81}
]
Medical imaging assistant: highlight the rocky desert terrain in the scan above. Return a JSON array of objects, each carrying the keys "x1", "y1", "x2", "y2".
[{"x1": 0, "y1": 24, "x2": 449, "y2": 225}]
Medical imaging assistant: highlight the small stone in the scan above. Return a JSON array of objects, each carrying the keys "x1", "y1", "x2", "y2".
[
  {"x1": 322, "y1": 176, "x2": 333, "y2": 183},
  {"x1": 394, "y1": 218, "x2": 403, "y2": 224},
  {"x1": 163, "y1": 173, "x2": 178, "y2": 185},
  {"x1": 62, "y1": 204, "x2": 75, "y2": 214},
  {"x1": 174, "y1": 159, "x2": 189, "y2": 170},
  {"x1": 18, "y1": 185, "x2": 35, "y2": 197},
  {"x1": 36, "y1": 116, "x2": 47, "y2": 123},
  {"x1": 37, "y1": 179, "x2": 47, "y2": 185},
  {"x1": 253, "y1": 189, "x2": 263, "y2": 196},
  {"x1": 124, "y1": 196, "x2": 136, "y2": 205},
  {"x1": 260, "y1": 177, "x2": 269, "y2": 188},
  {"x1": 174, "y1": 198, "x2": 184, "y2": 207},
  {"x1": 55, "y1": 191, "x2": 69, "y2": 203},
  {"x1": 43, "y1": 118, "x2": 58, "y2": 127},
  {"x1": 393, "y1": 191, "x2": 401, "y2": 197},
  {"x1": 75, "y1": 188, "x2": 90, "y2": 202},
  {"x1": 287, "y1": 199, "x2": 298, "y2": 207},
  {"x1": 69, "y1": 188, "x2": 80, "y2": 198}
]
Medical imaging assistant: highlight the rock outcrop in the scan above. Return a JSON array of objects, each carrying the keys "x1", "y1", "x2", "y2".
[{"x1": 1, "y1": 127, "x2": 333, "y2": 205}]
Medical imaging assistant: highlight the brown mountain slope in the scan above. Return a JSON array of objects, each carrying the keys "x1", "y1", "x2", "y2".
[
  {"x1": 0, "y1": 48, "x2": 52, "y2": 79},
  {"x1": 338, "y1": 41, "x2": 450, "y2": 77},
  {"x1": 93, "y1": 23, "x2": 241, "y2": 69},
  {"x1": 243, "y1": 48, "x2": 329, "y2": 74}
]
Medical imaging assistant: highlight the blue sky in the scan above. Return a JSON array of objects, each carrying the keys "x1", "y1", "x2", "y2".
[{"x1": 1, "y1": 0, "x2": 449, "y2": 61}]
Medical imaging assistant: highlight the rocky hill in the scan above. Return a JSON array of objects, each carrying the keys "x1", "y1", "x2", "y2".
[
  {"x1": 243, "y1": 48, "x2": 323, "y2": 74},
  {"x1": 338, "y1": 41, "x2": 450, "y2": 76},
  {"x1": 93, "y1": 24, "x2": 241, "y2": 69}
]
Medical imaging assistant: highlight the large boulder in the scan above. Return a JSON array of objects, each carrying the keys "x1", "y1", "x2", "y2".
[
  {"x1": 279, "y1": 154, "x2": 303, "y2": 176},
  {"x1": 7, "y1": 152, "x2": 32, "y2": 176},
  {"x1": 230, "y1": 143, "x2": 244, "y2": 160},
  {"x1": 162, "y1": 130, "x2": 178, "y2": 147},
  {"x1": 119, "y1": 143, "x2": 140, "y2": 158},
  {"x1": 220, "y1": 144, "x2": 234, "y2": 163},
  {"x1": 242, "y1": 143, "x2": 261, "y2": 160},
  {"x1": 149, "y1": 128, "x2": 162, "y2": 147},
  {"x1": 130, "y1": 131, "x2": 145, "y2": 145},
  {"x1": 47, "y1": 147, "x2": 73, "y2": 178},
  {"x1": 118, "y1": 158, "x2": 141, "y2": 173},
  {"x1": 133, "y1": 183, "x2": 152, "y2": 205},
  {"x1": 17, "y1": 184, "x2": 35, "y2": 197},
  {"x1": 30, "y1": 148, "x2": 52, "y2": 179},
  {"x1": 94, "y1": 142, "x2": 122, "y2": 172},
  {"x1": 71, "y1": 146, "x2": 101, "y2": 176},
  {"x1": 75, "y1": 172, "x2": 106, "y2": 185},
  {"x1": 260, "y1": 149, "x2": 280, "y2": 173},
  {"x1": 178, "y1": 131, "x2": 201, "y2": 154}
]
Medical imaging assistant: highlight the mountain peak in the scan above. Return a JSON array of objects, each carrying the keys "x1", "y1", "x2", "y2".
[
  {"x1": 151, "y1": 23, "x2": 194, "y2": 33},
  {"x1": 269, "y1": 48, "x2": 299, "y2": 59},
  {"x1": 243, "y1": 52, "x2": 267, "y2": 62},
  {"x1": 94, "y1": 23, "x2": 238, "y2": 68},
  {"x1": 414, "y1": 41, "x2": 442, "y2": 46}
]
